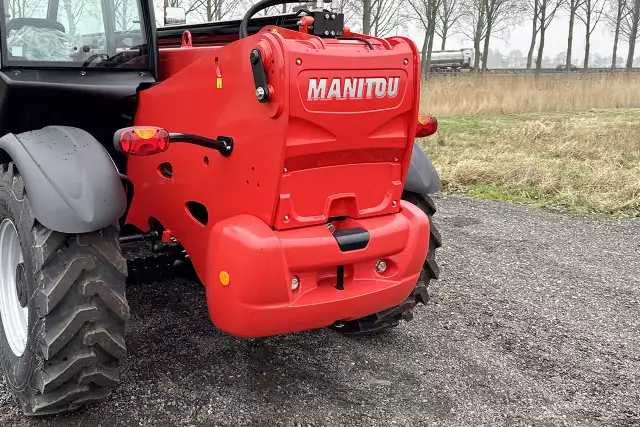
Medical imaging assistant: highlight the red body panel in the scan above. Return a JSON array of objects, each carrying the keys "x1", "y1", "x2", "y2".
[
  {"x1": 126, "y1": 28, "x2": 428, "y2": 337},
  {"x1": 206, "y1": 201, "x2": 429, "y2": 337}
]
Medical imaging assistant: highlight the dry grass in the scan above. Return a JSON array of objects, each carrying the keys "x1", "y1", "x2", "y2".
[
  {"x1": 421, "y1": 109, "x2": 640, "y2": 217},
  {"x1": 420, "y1": 73, "x2": 640, "y2": 117}
]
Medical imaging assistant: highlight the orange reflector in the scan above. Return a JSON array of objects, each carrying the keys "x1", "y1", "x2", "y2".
[
  {"x1": 416, "y1": 115, "x2": 438, "y2": 138},
  {"x1": 219, "y1": 271, "x2": 230, "y2": 286},
  {"x1": 116, "y1": 126, "x2": 170, "y2": 156}
]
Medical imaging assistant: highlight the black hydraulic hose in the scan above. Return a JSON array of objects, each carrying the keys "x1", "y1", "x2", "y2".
[
  {"x1": 337, "y1": 37, "x2": 373, "y2": 50},
  {"x1": 239, "y1": 0, "x2": 327, "y2": 38}
]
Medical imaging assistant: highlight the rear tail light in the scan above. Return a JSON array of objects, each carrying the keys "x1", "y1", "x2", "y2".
[
  {"x1": 415, "y1": 115, "x2": 438, "y2": 138},
  {"x1": 114, "y1": 127, "x2": 170, "y2": 155}
]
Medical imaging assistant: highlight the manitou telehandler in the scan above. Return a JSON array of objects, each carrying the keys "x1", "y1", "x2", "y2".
[{"x1": 0, "y1": 0, "x2": 442, "y2": 415}]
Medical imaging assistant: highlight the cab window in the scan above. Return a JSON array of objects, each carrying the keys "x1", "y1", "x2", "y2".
[{"x1": 2, "y1": 0, "x2": 148, "y2": 69}]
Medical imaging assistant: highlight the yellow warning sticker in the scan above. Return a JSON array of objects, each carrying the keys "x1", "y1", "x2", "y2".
[
  {"x1": 216, "y1": 77, "x2": 223, "y2": 89},
  {"x1": 271, "y1": 28, "x2": 278, "y2": 33}
]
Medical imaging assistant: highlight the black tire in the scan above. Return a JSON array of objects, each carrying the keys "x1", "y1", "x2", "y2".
[
  {"x1": 0, "y1": 163, "x2": 129, "y2": 415},
  {"x1": 331, "y1": 191, "x2": 441, "y2": 335}
]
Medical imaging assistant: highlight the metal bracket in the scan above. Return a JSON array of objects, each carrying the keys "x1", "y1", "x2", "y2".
[
  {"x1": 308, "y1": 11, "x2": 344, "y2": 37},
  {"x1": 250, "y1": 48, "x2": 269, "y2": 103}
]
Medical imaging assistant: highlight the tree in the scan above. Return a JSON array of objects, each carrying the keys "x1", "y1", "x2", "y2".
[
  {"x1": 6, "y1": 0, "x2": 46, "y2": 20},
  {"x1": 460, "y1": 0, "x2": 486, "y2": 70},
  {"x1": 480, "y1": 0, "x2": 520, "y2": 70},
  {"x1": 114, "y1": 0, "x2": 139, "y2": 31},
  {"x1": 621, "y1": 0, "x2": 640, "y2": 67},
  {"x1": 526, "y1": 0, "x2": 539, "y2": 68},
  {"x1": 506, "y1": 48, "x2": 526, "y2": 67},
  {"x1": 606, "y1": 0, "x2": 628, "y2": 68},
  {"x1": 553, "y1": 50, "x2": 567, "y2": 64},
  {"x1": 60, "y1": 0, "x2": 88, "y2": 34},
  {"x1": 359, "y1": 0, "x2": 404, "y2": 36},
  {"x1": 408, "y1": 0, "x2": 442, "y2": 73},
  {"x1": 535, "y1": 0, "x2": 564, "y2": 71},
  {"x1": 436, "y1": 0, "x2": 463, "y2": 49},
  {"x1": 564, "y1": 0, "x2": 585, "y2": 67},
  {"x1": 193, "y1": 0, "x2": 237, "y2": 21},
  {"x1": 577, "y1": 0, "x2": 606, "y2": 69}
]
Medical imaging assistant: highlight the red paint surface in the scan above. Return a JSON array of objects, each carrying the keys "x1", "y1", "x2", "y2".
[{"x1": 126, "y1": 28, "x2": 430, "y2": 336}]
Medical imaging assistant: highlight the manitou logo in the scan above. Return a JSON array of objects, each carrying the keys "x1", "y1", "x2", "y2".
[{"x1": 307, "y1": 77, "x2": 400, "y2": 100}]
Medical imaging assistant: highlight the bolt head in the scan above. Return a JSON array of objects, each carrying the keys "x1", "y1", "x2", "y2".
[
  {"x1": 284, "y1": 215, "x2": 289, "y2": 221},
  {"x1": 324, "y1": 30, "x2": 329, "y2": 36},
  {"x1": 403, "y1": 59, "x2": 409, "y2": 65},
  {"x1": 375, "y1": 260, "x2": 387, "y2": 273},
  {"x1": 256, "y1": 87, "x2": 266, "y2": 101},
  {"x1": 250, "y1": 49, "x2": 260, "y2": 64},
  {"x1": 291, "y1": 276, "x2": 300, "y2": 291},
  {"x1": 394, "y1": 157, "x2": 399, "y2": 162},
  {"x1": 296, "y1": 58, "x2": 302, "y2": 66},
  {"x1": 283, "y1": 167, "x2": 288, "y2": 173},
  {"x1": 330, "y1": 30, "x2": 335, "y2": 36},
  {"x1": 325, "y1": 13, "x2": 330, "y2": 18},
  {"x1": 331, "y1": 13, "x2": 336, "y2": 19},
  {"x1": 392, "y1": 200, "x2": 397, "y2": 207}
]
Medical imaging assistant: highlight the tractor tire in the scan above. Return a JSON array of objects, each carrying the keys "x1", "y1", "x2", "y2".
[
  {"x1": 331, "y1": 191, "x2": 441, "y2": 335},
  {"x1": 0, "y1": 163, "x2": 129, "y2": 415}
]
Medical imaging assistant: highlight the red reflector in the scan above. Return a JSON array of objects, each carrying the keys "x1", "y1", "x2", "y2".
[
  {"x1": 118, "y1": 127, "x2": 170, "y2": 155},
  {"x1": 415, "y1": 115, "x2": 438, "y2": 138}
]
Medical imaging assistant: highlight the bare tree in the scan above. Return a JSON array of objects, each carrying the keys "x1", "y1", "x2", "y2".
[
  {"x1": 577, "y1": 0, "x2": 606, "y2": 69},
  {"x1": 535, "y1": 0, "x2": 563, "y2": 71},
  {"x1": 621, "y1": 0, "x2": 640, "y2": 67},
  {"x1": 526, "y1": 0, "x2": 539, "y2": 69},
  {"x1": 564, "y1": 0, "x2": 585, "y2": 67},
  {"x1": 606, "y1": 0, "x2": 628, "y2": 68},
  {"x1": 60, "y1": 0, "x2": 89, "y2": 34},
  {"x1": 193, "y1": 0, "x2": 237, "y2": 21},
  {"x1": 436, "y1": 0, "x2": 463, "y2": 49},
  {"x1": 6, "y1": 0, "x2": 46, "y2": 20},
  {"x1": 481, "y1": 0, "x2": 520, "y2": 70},
  {"x1": 460, "y1": 0, "x2": 486, "y2": 70},
  {"x1": 408, "y1": 0, "x2": 442, "y2": 73},
  {"x1": 113, "y1": 0, "x2": 140, "y2": 31},
  {"x1": 357, "y1": 0, "x2": 404, "y2": 36}
]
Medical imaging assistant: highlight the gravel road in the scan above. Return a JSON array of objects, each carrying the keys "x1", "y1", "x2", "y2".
[{"x1": 1, "y1": 195, "x2": 639, "y2": 426}]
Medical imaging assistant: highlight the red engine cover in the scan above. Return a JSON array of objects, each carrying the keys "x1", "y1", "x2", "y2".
[{"x1": 126, "y1": 28, "x2": 421, "y2": 279}]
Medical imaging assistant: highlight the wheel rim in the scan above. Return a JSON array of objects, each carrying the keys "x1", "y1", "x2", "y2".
[{"x1": 0, "y1": 219, "x2": 28, "y2": 357}]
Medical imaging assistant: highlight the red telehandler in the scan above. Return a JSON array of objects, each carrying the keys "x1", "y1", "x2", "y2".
[{"x1": 0, "y1": 0, "x2": 441, "y2": 415}]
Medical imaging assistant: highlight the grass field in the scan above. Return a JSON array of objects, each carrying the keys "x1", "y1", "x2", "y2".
[
  {"x1": 420, "y1": 109, "x2": 640, "y2": 217},
  {"x1": 421, "y1": 73, "x2": 640, "y2": 117}
]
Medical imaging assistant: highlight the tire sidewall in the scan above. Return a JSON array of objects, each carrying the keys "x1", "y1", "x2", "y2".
[{"x1": 0, "y1": 176, "x2": 41, "y2": 407}]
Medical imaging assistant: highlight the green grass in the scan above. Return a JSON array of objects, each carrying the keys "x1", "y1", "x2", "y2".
[{"x1": 420, "y1": 109, "x2": 640, "y2": 217}]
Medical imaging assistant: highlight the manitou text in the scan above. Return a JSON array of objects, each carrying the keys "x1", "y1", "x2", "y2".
[{"x1": 307, "y1": 77, "x2": 400, "y2": 100}]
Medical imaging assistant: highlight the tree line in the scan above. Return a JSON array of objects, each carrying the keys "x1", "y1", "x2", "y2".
[
  {"x1": 350, "y1": 0, "x2": 640, "y2": 71},
  {"x1": 154, "y1": 0, "x2": 640, "y2": 70}
]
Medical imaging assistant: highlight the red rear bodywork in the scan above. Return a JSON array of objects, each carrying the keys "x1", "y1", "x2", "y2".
[{"x1": 125, "y1": 27, "x2": 431, "y2": 337}]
